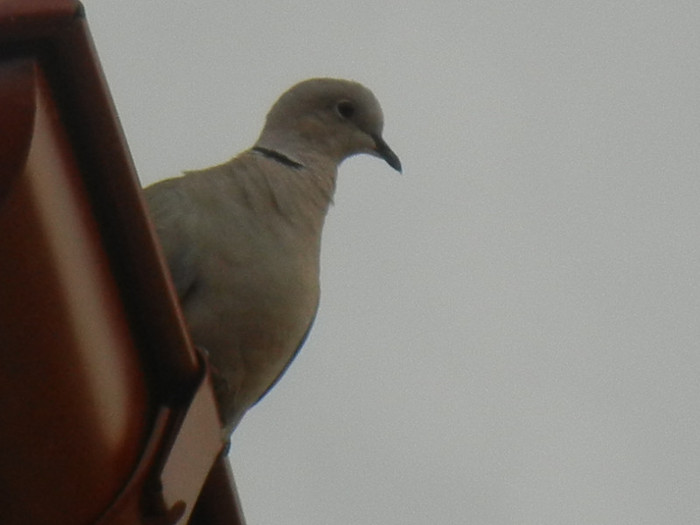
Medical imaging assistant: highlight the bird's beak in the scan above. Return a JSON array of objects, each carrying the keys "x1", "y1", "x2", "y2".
[{"x1": 371, "y1": 134, "x2": 402, "y2": 173}]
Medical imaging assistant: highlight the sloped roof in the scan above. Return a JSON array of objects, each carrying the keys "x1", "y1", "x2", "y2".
[{"x1": 0, "y1": 2, "x2": 244, "y2": 523}]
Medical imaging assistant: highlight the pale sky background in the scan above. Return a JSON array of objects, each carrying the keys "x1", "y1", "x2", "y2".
[{"x1": 87, "y1": 2, "x2": 700, "y2": 524}]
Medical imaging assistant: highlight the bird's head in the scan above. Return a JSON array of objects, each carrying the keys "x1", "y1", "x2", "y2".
[{"x1": 256, "y1": 78, "x2": 401, "y2": 172}]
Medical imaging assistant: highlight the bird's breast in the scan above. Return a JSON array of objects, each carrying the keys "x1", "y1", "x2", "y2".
[{"x1": 182, "y1": 230, "x2": 321, "y2": 417}]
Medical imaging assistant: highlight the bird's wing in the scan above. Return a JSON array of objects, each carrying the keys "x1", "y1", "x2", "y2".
[{"x1": 144, "y1": 177, "x2": 202, "y2": 302}]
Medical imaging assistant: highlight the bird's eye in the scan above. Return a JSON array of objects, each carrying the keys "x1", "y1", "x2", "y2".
[{"x1": 336, "y1": 100, "x2": 355, "y2": 119}]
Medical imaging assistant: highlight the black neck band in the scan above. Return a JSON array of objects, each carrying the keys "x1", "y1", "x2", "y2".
[{"x1": 253, "y1": 147, "x2": 304, "y2": 169}]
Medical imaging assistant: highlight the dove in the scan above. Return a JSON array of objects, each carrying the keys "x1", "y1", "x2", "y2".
[{"x1": 144, "y1": 78, "x2": 401, "y2": 436}]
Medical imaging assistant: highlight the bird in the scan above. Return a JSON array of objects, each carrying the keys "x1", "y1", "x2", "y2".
[{"x1": 144, "y1": 78, "x2": 401, "y2": 437}]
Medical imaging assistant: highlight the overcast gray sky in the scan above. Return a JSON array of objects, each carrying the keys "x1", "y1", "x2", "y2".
[{"x1": 88, "y1": 2, "x2": 700, "y2": 523}]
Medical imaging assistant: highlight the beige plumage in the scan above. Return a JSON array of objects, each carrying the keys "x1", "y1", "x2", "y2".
[{"x1": 144, "y1": 78, "x2": 400, "y2": 436}]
